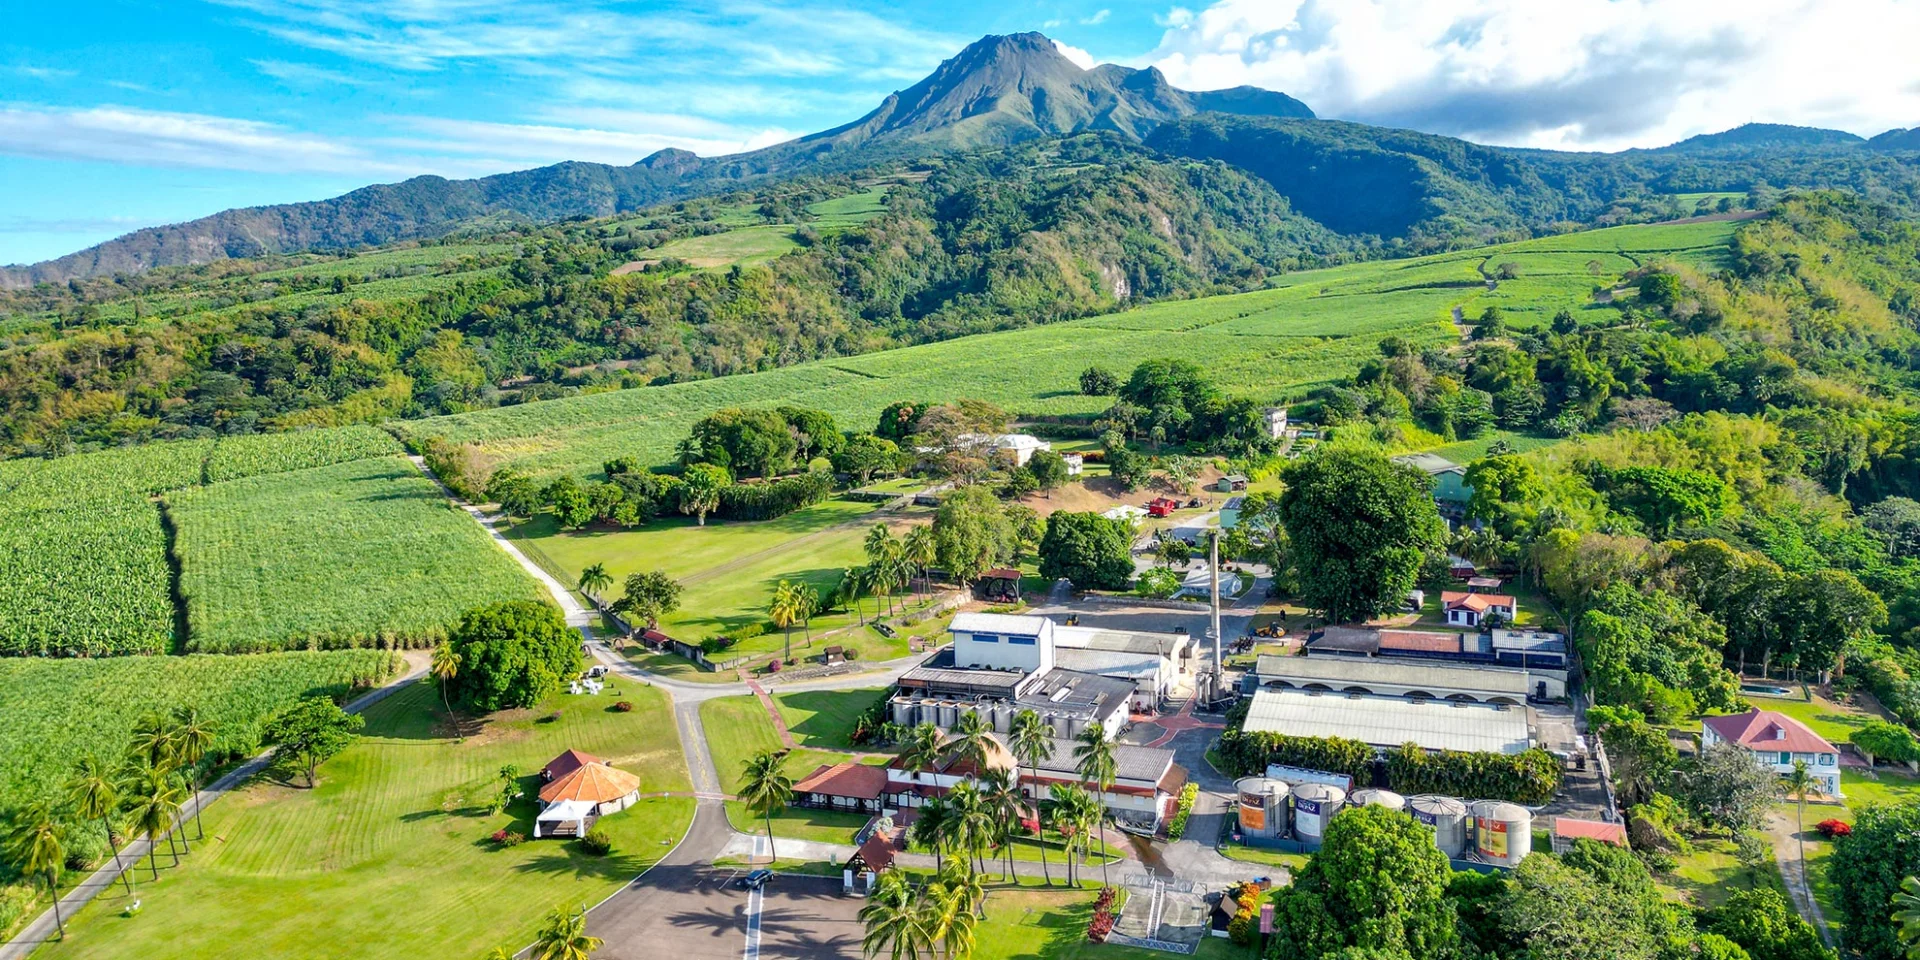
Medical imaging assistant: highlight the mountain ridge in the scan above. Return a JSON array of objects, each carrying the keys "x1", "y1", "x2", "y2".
[{"x1": 0, "y1": 32, "x2": 1312, "y2": 289}]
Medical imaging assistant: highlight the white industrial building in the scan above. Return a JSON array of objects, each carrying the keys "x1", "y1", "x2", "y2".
[
  {"x1": 1248, "y1": 652, "x2": 1565, "y2": 702},
  {"x1": 1240, "y1": 687, "x2": 1535, "y2": 755}
]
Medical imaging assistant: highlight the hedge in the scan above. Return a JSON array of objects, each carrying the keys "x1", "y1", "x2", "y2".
[
  {"x1": 1216, "y1": 728, "x2": 1374, "y2": 783},
  {"x1": 1384, "y1": 743, "x2": 1561, "y2": 805},
  {"x1": 715, "y1": 472, "x2": 834, "y2": 521}
]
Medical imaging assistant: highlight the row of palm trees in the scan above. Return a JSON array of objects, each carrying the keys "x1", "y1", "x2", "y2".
[
  {"x1": 3, "y1": 707, "x2": 215, "y2": 939},
  {"x1": 854, "y1": 525, "x2": 939, "y2": 623}
]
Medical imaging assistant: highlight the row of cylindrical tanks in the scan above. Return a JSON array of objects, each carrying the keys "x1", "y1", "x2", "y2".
[
  {"x1": 1233, "y1": 776, "x2": 1533, "y2": 867},
  {"x1": 888, "y1": 696, "x2": 1095, "y2": 739}
]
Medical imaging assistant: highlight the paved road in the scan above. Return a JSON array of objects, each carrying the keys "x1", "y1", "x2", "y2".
[{"x1": 0, "y1": 654, "x2": 431, "y2": 960}]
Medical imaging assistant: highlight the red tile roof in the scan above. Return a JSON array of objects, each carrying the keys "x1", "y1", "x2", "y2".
[
  {"x1": 1378, "y1": 630, "x2": 1464, "y2": 653},
  {"x1": 1441, "y1": 591, "x2": 1515, "y2": 612},
  {"x1": 542, "y1": 748, "x2": 603, "y2": 782},
  {"x1": 793, "y1": 762, "x2": 888, "y2": 801},
  {"x1": 1553, "y1": 817, "x2": 1629, "y2": 846},
  {"x1": 1702, "y1": 709, "x2": 1838, "y2": 755},
  {"x1": 855, "y1": 830, "x2": 901, "y2": 872}
]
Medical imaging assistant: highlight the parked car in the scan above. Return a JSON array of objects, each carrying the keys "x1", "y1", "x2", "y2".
[{"x1": 737, "y1": 869, "x2": 774, "y2": 889}]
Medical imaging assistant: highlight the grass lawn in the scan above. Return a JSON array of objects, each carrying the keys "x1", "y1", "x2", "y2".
[
  {"x1": 37, "y1": 683, "x2": 694, "y2": 960},
  {"x1": 1741, "y1": 687, "x2": 1889, "y2": 746},
  {"x1": 1784, "y1": 766, "x2": 1920, "y2": 940},
  {"x1": 853, "y1": 476, "x2": 927, "y2": 495},
  {"x1": 773, "y1": 687, "x2": 891, "y2": 750},
  {"x1": 506, "y1": 497, "x2": 925, "y2": 658},
  {"x1": 1659, "y1": 837, "x2": 1780, "y2": 909},
  {"x1": 1218, "y1": 844, "x2": 1308, "y2": 876},
  {"x1": 974, "y1": 889, "x2": 1240, "y2": 960},
  {"x1": 1421, "y1": 431, "x2": 1561, "y2": 466},
  {"x1": 650, "y1": 224, "x2": 800, "y2": 268},
  {"x1": 700, "y1": 693, "x2": 888, "y2": 843}
]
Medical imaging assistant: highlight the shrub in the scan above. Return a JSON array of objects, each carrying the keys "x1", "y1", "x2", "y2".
[
  {"x1": 612, "y1": 700, "x2": 634, "y2": 713},
  {"x1": 490, "y1": 829, "x2": 525, "y2": 847},
  {"x1": 1167, "y1": 782, "x2": 1200, "y2": 840},
  {"x1": 580, "y1": 828, "x2": 613, "y2": 856},
  {"x1": 1816, "y1": 818, "x2": 1852, "y2": 839},
  {"x1": 1224, "y1": 882, "x2": 1262, "y2": 945},
  {"x1": 0, "y1": 884, "x2": 37, "y2": 935},
  {"x1": 1384, "y1": 743, "x2": 1563, "y2": 805},
  {"x1": 767, "y1": 659, "x2": 783, "y2": 673},
  {"x1": 1087, "y1": 886, "x2": 1118, "y2": 942}
]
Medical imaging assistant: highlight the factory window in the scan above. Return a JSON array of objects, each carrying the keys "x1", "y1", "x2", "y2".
[
  {"x1": 972, "y1": 633, "x2": 999, "y2": 643},
  {"x1": 1008, "y1": 635, "x2": 1037, "y2": 645}
]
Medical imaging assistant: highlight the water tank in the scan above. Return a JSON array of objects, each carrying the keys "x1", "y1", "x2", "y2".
[
  {"x1": 890, "y1": 699, "x2": 913, "y2": 727},
  {"x1": 1290, "y1": 783, "x2": 1346, "y2": 842},
  {"x1": 1409, "y1": 795, "x2": 1470, "y2": 857},
  {"x1": 937, "y1": 702, "x2": 957, "y2": 729},
  {"x1": 1067, "y1": 717, "x2": 1088, "y2": 740},
  {"x1": 991, "y1": 703, "x2": 1011, "y2": 734},
  {"x1": 1233, "y1": 777, "x2": 1291, "y2": 839},
  {"x1": 1050, "y1": 714, "x2": 1072, "y2": 738},
  {"x1": 1351, "y1": 788, "x2": 1406, "y2": 813},
  {"x1": 1469, "y1": 801, "x2": 1533, "y2": 867}
]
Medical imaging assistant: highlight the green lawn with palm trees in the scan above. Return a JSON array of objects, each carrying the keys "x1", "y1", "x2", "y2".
[
  {"x1": 33, "y1": 683, "x2": 693, "y2": 960},
  {"x1": 699, "y1": 694, "x2": 886, "y2": 845},
  {"x1": 972, "y1": 888, "x2": 1241, "y2": 960}
]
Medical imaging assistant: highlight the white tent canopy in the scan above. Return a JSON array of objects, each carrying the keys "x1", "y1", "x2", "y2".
[{"x1": 535, "y1": 799, "x2": 596, "y2": 838}]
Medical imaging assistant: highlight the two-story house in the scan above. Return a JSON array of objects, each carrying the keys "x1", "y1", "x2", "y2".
[{"x1": 1700, "y1": 708, "x2": 1842, "y2": 798}]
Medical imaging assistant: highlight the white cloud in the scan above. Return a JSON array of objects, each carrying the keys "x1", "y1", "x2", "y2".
[
  {"x1": 1053, "y1": 40, "x2": 1097, "y2": 71},
  {"x1": 1141, "y1": 0, "x2": 1920, "y2": 150},
  {"x1": 0, "y1": 104, "x2": 404, "y2": 175},
  {"x1": 389, "y1": 115, "x2": 800, "y2": 166},
  {"x1": 1082, "y1": 9, "x2": 1111, "y2": 24}
]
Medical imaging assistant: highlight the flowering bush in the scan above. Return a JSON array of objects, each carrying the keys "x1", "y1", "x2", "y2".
[
  {"x1": 1086, "y1": 887, "x2": 1118, "y2": 942},
  {"x1": 490, "y1": 829, "x2": 525, "y2": 847},
  {"x1": 1225, "y1": 882, "x2": 1263, "y2": 945},
  {"x1": 613, "y1": 700, "x2": 634, "y2": 713},
  {"x1": 1816, "y1": 818, "x2": 1852, "y2": 839}
]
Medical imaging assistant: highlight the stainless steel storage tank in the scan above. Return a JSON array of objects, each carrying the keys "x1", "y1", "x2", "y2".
[
  {"x1": 1233, "y1": 777, "x2": 1291, "y2": 839},
  {"x1": 1468, "y1": 800, "x2": 1533, "y2": 867},
  {"x1": 1409, "y1": 795, "x2": 1470, "y2": 857},
  {"x1": 1351, "y1": 788, "x2": 1407, "y2": 813},
  {"x1": 1291, "y1": 782, "x2": 1347, "y2": 842}
]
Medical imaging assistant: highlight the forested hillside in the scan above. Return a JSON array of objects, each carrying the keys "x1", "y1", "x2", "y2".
[{"x1": 0, "y1": 136, "x2": 1345, "y2": 457}]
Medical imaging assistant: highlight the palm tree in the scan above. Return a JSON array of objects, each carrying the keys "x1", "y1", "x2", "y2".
[
  {"x1": 66, "y1": 755, "x2": 132, "y2": 895},
  {"x1": 532, "y1": 904, "x2": 604, "y2": 960},
  {"x1": 947, "y1": 781, "x2": 995, "y2": 876},
  {"x1": 482, "y1": 949, "x2": 515, "y2": 960},
  {"x1": 737, "y1": 749, "x2": 794, "y2": 863},
  {"x1": 769, "y1": 580, "x2": 804, "y2": 663},
  {"x1": 904, "y1": 525, "x2": 938, "y2": 599},
  {"x1": 578, "y1": 563, "x2": 611, "y2": 601},
  {"x1": 859, "y1": 870, "x2": 930, "y2": 960},
  {"x1": 980, "y1": 769, "x2": 1024, "y2": 881},
  {"x1": 927, "y1": 858, "x2": 984, "y2": 951},
  {"x1": 900, "y1": 722, "x2": 946, "y2": 789},
  {"x1": 794, "y1": 583, "x2": 820, "y2": 648},
  {"x1": 122, "y1": 762, "x2": 185, "y2": 876},
  {"x1": 5, "y1": 802, "x2": 66, "y2": 938},
  {"x1": 127, "y1": 712, "x2": 176, "y2": 772},
  {"x1": 170, "y1": 706, "x2": 215, "y2": 840},
  {"x1": 1045, "y1": 784, "x2": 1082, "y2": 886},
  {"x1": 431, "y1": 641, "x2": 463, "y2": 720},
  {"x1": 1072, "y1": 726, "x2": 1118, "y2": 887},
  {"x1": 1008, "y1": 710, "x2": 1053, "y2": 885},
  {"x1": 1783, "y1": 759, "x2": 1818, "y2": 880},
  {"x1": 1893, "y1": 876, "x2": 1920, "y2": 955},
  {"x1": 947, "y1": 711, "x2": 994, "y2": 778},
  {"x1": 908, "y1": 798, "x2": 955, "y2": 875}
]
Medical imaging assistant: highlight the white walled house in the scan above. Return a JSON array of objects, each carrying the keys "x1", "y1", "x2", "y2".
[{"x1": 1701, "y1": 709, "x2": 1842, "y2": 797}]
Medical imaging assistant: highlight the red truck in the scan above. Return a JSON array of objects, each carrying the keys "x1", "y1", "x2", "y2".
[{"x1": 1146, "y1": 497, "x2": 1181, "y2": 518}]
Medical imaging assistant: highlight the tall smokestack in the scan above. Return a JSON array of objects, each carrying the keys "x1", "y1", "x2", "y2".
[{"x1": 1210, "y1": 531, "x2": 1222, "y2": 702}]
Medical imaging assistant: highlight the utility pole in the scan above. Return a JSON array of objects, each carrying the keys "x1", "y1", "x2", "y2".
[{"x1": 1209, "y1": 530, "x2": 1222, "y2": 705}]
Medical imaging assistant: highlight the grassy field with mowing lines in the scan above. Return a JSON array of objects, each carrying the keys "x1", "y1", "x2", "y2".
[
  {"x1": 170, "y1": 456, "x2": 542, "y2": 651},
  {"x1": 507, "y1": 496, "x2": 926, "y2": 651},
  {"x1": 37, "y1": 683, "x2": 692, "y2": 960},
  {"x1": 700, "y1": 694, "x2": 882, "y2": 844},
  {"x1": 401, "y1": 220, "x2": 1738, "y2": 480},
  {"x1": 772, "y1": 687, "x2": 890, "y2": 751}
]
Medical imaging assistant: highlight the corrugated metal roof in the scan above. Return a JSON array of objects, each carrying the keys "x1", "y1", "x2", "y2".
[
  {"x1": 951, "y1": 612, "x2": 1049, "y2": 636},
  {"x1": 1253, "y1": 654, "x2": 1531, "y2": 695},
  {"x1": 1241, "y1": 688, "x2": 1532, "y2": 754}
]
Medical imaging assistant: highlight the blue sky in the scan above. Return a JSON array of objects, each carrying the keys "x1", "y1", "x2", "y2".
[{"x1": 6, "y1": 0, "x2": 1920, "y2": 267}]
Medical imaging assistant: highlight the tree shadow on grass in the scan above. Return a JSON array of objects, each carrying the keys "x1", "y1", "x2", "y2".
[{"x1": 771, "y1": 689, "x2": 886, "y2": 749}]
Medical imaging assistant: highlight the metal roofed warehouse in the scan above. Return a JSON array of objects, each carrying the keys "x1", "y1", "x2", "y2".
[{"x1": 1241, "y1": 688, "x2": 1534, "y2": 755}]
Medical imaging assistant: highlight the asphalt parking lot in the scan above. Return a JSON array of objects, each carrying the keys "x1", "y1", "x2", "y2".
[{"x1": 588, "y1": 865, "x2": 864, "y2": 960}]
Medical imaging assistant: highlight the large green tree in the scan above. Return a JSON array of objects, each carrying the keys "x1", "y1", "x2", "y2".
[
  {"x1": 1267, "y1": 804, "x2": 1458, "y2": 959},
  {"x1": 1702, "y1": 887, "x2": 1835, "y2": 960},
  {"x1": 1279, "y1": 448, "x2": 1445, "y2": 622},
  {"x1": 932, "y1": 485, "x2": 1016, "y2": 585},
  {"x1": 681, "y1": 407, "x2": 797, "y2": 478},
  {"x1": 1832, "y1": 800, "x2": 1920, "y2": 960},
  {"x1": 261, "y1": 696, "x2": 366, "y2": 788},
  {"x1": 1037, "y1": 512, "x2": 1134, "y2": 590},
  {"x1": 449, "y1": 600, "x2": 583, "y2": 712}
]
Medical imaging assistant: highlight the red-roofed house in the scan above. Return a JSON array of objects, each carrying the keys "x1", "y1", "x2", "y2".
[
  {"x1": 541, "y1": 749, "x2": 602, "y2": 783},
  {"x1": 1440, "y1": 591, "x2": 1516, "y2": 628},
  {"x1": 1551, "y1": 817, "x2": 1629, "y2": 853},
  {"x1": 1701, "y1": 709, "x2": 1841, "y2": 797},
  {"x1": 793, "y1": 762, "x2": 888, "y2": 814}
]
